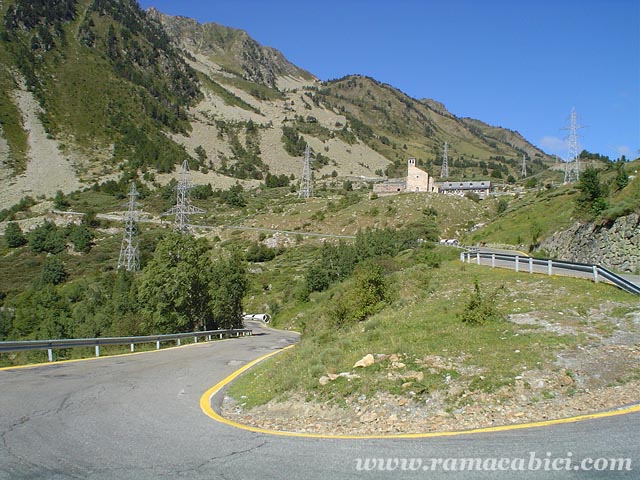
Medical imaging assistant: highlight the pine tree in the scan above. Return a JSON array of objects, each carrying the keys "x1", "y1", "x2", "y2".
[
  {"x1": 4, "y1": 222, "x2": 27, "y2": 248},
  {"x1": 41, "y1": 257, "x2": 68, "y2": 285},
  {"x1": 615, "y1": 161, "x2": 629, "y2": 191}
]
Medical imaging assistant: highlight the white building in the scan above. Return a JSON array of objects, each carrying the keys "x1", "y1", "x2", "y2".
[
  {"x1": 373, "y1": 158, "x2": 438, "y2": 195},
  {"x1": 436, "y1": 181, "x2": 491, "y2": 197}
]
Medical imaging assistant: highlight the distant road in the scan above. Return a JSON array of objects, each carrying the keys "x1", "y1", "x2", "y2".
[
  {"x1": 1, "y1": 322, "x2": 638, "y2": 479},
  {"x1": 53, "y1": 210, "x2": 356, "y2": 240}
]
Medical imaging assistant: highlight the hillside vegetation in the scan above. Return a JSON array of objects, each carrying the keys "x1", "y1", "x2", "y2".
[
  {"x1": 0, "y1": 0, "x2": 199, "y2": 178},
  {"x1": 0, "y1": 0, "x2": 561, "y2": 212},
  {"x1": 467, "y1": 157, "x2": 640, "y2": 252}
]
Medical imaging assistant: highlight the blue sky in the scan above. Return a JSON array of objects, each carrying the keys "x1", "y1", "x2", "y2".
[{"x1": 138, "y1": 0, "x2": 639, "y2": 161}]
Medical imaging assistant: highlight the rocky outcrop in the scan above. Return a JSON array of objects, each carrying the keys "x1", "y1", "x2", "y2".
[
  {"x1": 540, "y1": 213, "x2": 640, "y2": 272},
  {"x1": 147, "y1": 8, "x2": 314, "y2": 88}
]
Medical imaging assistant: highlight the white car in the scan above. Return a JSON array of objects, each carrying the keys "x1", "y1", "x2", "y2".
[{"x1": 242, "y1": 313, "x2": 271, "y2": 324}]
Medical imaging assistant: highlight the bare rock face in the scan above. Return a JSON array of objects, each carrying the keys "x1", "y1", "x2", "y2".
[{"x1": 540, "y1": 213, "x2": 640, "y2": 272}]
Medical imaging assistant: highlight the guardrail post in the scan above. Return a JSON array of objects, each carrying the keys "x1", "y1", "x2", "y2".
[
  {"x1": 130, "y1": 343, "x2": 135, "y2": 352},
  {"x1": 156, "y1": 340, "x2": 160, "y2": 350},
  {"x1": 207, "y1": 335, "x2": 211, "y2": 341},
  {"x1": 529, "y1": 257, "x2": 533, "y2": 274},
  {"x1": 476, "y1": 252, "x2": 480, "y2": 265},
  {"x1": 460, "y1": 252, "x2": 465, "y2": 262},
  {"x1": 547, "y1": 259, "x2": 553, "y2": 275},
  {"x1": 194, "y1": 336, "x2": 198, "y2": 343},
  {"x1": 95, "y1": 345, "x2": 100, "y2": 357},
  {"x1": 491, "y1": 254, "x2": 495, "y2": 268},
  {"x1": 47, "y1": 348, "x2": 53, "y2": 362},
  {"x1": 177, "y1": 338, "x2": 181, "y2": 346},
  {"x1": 515, "y1": 256, "x2": 519, "y2": 272},
  {"x1": 220, "y1": 334, "x2": 223, "y2": 339},
  {"x1": 593, "y1": 265, "x2": 599, "y2": 283}
]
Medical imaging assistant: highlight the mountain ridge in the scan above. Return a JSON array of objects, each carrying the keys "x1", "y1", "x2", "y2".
[{"x1": 0, "y1": 0, "x2": 556, "y2": 210}]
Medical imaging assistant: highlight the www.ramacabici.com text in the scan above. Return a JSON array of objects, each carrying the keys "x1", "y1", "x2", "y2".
[{"x1": 355, "y1": 452, "x2": 632, "y2": 473}]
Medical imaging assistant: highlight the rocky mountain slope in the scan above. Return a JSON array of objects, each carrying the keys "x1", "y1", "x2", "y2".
[
  {"x1": 147, "y1": 8, "x2": 314, "y2": 89},
  {"x1": 0, "y1": 0, "x2": 555, "y2": 210}
]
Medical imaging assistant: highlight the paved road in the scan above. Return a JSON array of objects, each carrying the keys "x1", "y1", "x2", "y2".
[{"x1": 1, "y1": 322, "x2": 638, "y2": 479}]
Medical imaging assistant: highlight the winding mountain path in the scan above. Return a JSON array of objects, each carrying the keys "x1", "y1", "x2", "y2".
[{"x1": 1, "y1": 322, "x2": 638, "y2": 479}]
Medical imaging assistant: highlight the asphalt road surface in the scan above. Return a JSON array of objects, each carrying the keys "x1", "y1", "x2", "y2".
[{"x1": 1, "y1": 322, "x2": 638, "y2": 479}]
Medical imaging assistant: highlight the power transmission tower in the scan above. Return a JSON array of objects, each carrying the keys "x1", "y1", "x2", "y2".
[
  {"x1": 162, "y1": 160, "x2": 205, "y2": 233},
  {"x1": 521, "y1": 154, "x2": 527, "y2": 178},
  {"x1": 298, "y1": 143, "x2": 313, "y2": 199},
  {"x1": 440, "y1": 141, "x2": 449, "y2": 178},
  {"x1": 563, "y1": 107, "x2": 583, "y2": 184},
  {"x1": 117, "y1": 182, "x2": 141, "y2": 271}
]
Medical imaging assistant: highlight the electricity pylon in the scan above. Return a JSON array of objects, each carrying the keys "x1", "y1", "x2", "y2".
[
  {"x1": 162, "y1": 160, "x2": 205, "y2": 233},
  {"x1": 298, "y1": 143, "x2": 313, "y2": 199},
  {"x1": 117, "y1": 183, "x2": 141, "y2": 271},
  {"x1": 563, "y1": 107, "x2": 583, "y2": 183},
  {"x1": 440, "y1": 141, "x2": 449, "y2": 178}
]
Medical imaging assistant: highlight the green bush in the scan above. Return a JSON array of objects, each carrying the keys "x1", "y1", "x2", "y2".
[
  {"x1": 41, "y1": 257, "x2": 68, "y2": 285},
  {"x1": 245, "y1": 242, "x2": 279, "y2": 263},
  {"x1": 67, "y1": 225, "x2": 94, "y2": 253},
  {"x1": 4, "y1": 222, "x2": 27, "y2": 248},
  {"x1": 53, "y1": 190, "x2": 69, "y2": 210},
  {"x1": 328, "y1": 262, "x2": 391, "y2": 327},
  {"x1": 459, "y1": 280, "x2": 504, "y2": 326},
  {"x1": 29, "y1": 222, "x2": 66, "y2": 254}
]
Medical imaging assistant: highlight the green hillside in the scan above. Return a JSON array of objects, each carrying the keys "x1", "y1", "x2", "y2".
[
  {"x1": 0, "y1": 0, "x2": 199, "y2": 175},
  {"x1": 309, "y1": 75, "x2": 554, "y2": 179},
  {"x1": 0, "y1": 0, "x2": 562, "y2": 202}
]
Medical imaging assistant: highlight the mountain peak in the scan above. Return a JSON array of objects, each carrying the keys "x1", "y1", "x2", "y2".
[{"x1": 147, "y1": 8, "x2": 315, "y2": 89}]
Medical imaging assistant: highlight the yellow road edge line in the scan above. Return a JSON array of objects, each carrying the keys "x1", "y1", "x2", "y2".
[
  {"x1": 0, "y1": 336, "x2": 237, "y2": 372},
  {"x1": 200, "y1": 346, "x2": 640, "y2": 440}
]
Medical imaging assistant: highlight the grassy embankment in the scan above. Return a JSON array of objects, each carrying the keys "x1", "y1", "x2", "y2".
[{"x1": 229, "y1": 251, "x2": 639, "y2": 410}]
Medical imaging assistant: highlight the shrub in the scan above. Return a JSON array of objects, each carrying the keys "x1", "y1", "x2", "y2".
[
  {"x1": 328, "y1": 262, "x2": 390, "y2": 327},
  {"x1": 576, "y1": 167, "x2": 608, "y2": 218},
  {"x1": 4, "y1": 222, "x2": 27, "y2": 248},
  {"x1": 53, "y1": 190, "x2": 69, "y2": 209},
  {"x1": 29, "y1": 222, "x2": 66, "y2": 254},
  {"x1": 459, "y1": 280, "x2": 504, "y2": 325},
  {"x1": 496, "y1": 198, "x2": 509, "y2": 215},
  {"x1": 245, "y1": 243, "x2": 279, "y2": 263},
  {"x1": 41, "y1": 257, "x2": 68, "y2": 285},
  {"x1": 67, "y1": 224, "x2": 94, "y2": 253}
]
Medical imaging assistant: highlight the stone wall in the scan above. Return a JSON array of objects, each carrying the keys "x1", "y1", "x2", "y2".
[
  {"x1": 372, "y1": 181, "x2": 406, "y2": 195},
  {"x1": 539, "y1": 213, "x2": 640, "y2": 273}
]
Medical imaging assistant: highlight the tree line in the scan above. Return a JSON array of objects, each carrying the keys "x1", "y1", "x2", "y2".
[{"x1": 0, "y1": 232, "x2": 248, "y2": 341}]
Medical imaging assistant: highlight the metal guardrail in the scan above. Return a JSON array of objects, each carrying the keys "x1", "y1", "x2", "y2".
[
  {"x1": 461, "y1": 251, "x2": 640, "y2": 296},
  {"x1": 0, "y1": 328, "x2": 252, "y2": 363}
]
